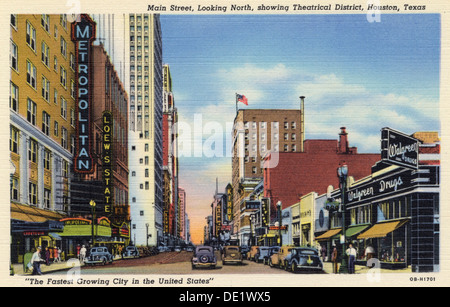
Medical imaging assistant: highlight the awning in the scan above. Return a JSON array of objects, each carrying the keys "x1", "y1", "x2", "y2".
[
  {"x1": 315, "y1": 228, "x2": 342, "y2": 241},
  {"x1": 49, "y1": 233, "x2": 62, "y2": 240},
  {"x1": 357, "y1": 220, "x2": 409, "y2": 240},
  {"x1": 331, "y1": 225, "x2": 370, "y2": 240}
]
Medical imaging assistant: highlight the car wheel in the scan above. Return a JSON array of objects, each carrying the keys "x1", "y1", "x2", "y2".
[
  {"x1": 284, "y1": 261, "x2": 289, "y2": 271},
  {"x1": 269, "y1": 259, "x2": 273, "y2": 268},
  {"x1": 291, "y1": 262, "x2": 297, "y2": 273},
  {"x1": 102, "y1": 258, "x2": 107, "y2": 266}
]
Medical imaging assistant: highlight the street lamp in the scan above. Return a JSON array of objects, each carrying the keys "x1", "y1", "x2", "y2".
[
  {"x1": 89, "y1": 200, "x2": 96, "y2": 247},
  {"x1": 277, "y1": 201, "x2": 282, "y2": 247},
  {"x1": 337, "y1": 164, "x2": 348, "y2": 274},
  {"x1": 146, "y1": 223, "x2": 149, "y2": 247}
]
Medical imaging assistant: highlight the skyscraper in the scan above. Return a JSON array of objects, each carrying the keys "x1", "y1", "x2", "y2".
[{"x1": 127, "y1": 14, "x2": 164, "y2": 246}]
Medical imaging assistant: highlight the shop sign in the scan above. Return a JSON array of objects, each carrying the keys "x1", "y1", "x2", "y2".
[
  {"x1": 226, "y1": 184, "x2": 233, "y2": 222},
  {"x1": 347, "y1": 169, "x2": 414, "y2": 204},
  {"x1": 245, "y1": 200, "x2": 260, "y2": 210},
  {"x1": 269, "y1": 225, "x2": 287, "y2": 231},
  {"x1": 23, "y1": 231, "x2": 45, "y2": 236},
  {"x1": 61, "y1": 218, "x2": 91, "y2": 226},
  {"x1": 300, "y1": 209, "x2": 311, "y2": 219},
  {"x1": 163, "y1": 208, "x2": 169, "y2": 233},
  {"x1": 261, "y1": 198, "x2": 270, "y2": 227},
  {"x1": 215, "y1": 205, "x2": 222, "y2": 237},
  {"x1": 71, "y1": 14, "x2": 96, "y2": 173},
  {"x1": 102, "y1": 111, "x2": 114, "y2": 214},
  {"x1": 97, "y1": 217, "x2": 111, "y2": 227},
  {"x1": 381, "y1": 127, "x2": 419, "y2": 170}
]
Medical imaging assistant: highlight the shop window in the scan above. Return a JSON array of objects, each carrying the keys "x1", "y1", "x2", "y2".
[{"x1": 29, "y1": 182, "x2": 37, "y2": 206}]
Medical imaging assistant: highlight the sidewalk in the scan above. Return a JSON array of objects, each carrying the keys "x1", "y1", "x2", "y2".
[
  {"x1": 11, "y1": 255, "x2": 125, "y2": 276},
  {"x1": 321, "y1": 261, "x2": 412, "y2": 274}
]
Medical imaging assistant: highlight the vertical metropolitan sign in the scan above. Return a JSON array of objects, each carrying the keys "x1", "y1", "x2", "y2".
[
  {"x1": 381, "y1": 127, "x2": 419, "y2": 170},
  {"x1": 102, "y1": 111, "x2": 113, "y2": 214},
  {"x1": 71, "y1": 14, "x2": 96, "y2": 173}
]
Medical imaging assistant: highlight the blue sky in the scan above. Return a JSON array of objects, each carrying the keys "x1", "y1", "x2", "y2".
[{"x1": 160, "y1": 14, "x2": 441, "y2": 242}]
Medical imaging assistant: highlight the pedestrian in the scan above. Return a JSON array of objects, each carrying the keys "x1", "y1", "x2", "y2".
[
  {"x1": 76, "y1": 244, "x2": 81, "y2": 260},
  {"x1": 53, "y1": 247, "x2": 59, "y2": 263},
  {"x1": 45, "y1": 247, "x2": 51, "y2": 266},
  {"x1": 57, "y1": 247, "x2": 62, "y2": 262},
  {"x1": 321, "y1": 245, "x2": 327, "y2": 262},
  {"x1": 31, "y1": 246, "x2": 44, "y2": 275},
  {"x1": 331, "y1": 245, "x2": 339, "y2": 274},
  {"x1": 365, "y1": 244, "x2": 375, "y2": 263},
  {"x1": 80, "y1": 245, "x2": 87, "y2": 263},
  {"x1": 346, "y1": 243, "x2": 357, "y2": 274}
]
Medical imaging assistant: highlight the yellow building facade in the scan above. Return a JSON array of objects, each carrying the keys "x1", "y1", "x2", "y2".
[{"x1": 10, "y1": 14, "x2": 77, "y2": 262}]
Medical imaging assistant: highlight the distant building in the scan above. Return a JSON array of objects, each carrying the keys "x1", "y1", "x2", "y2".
[
  {"x1": 263, "y1": 127, "x2": 380, "y2": 220},
  {"x1": 231, "y1": 108, "x2": 304, "y2": 244}
]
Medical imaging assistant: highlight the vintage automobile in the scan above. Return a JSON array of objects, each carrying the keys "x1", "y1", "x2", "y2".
[
  {"x1": 254, "y1": 246, "x2": 270, "y2": 264},
  {"x1": 266, "y1": 246, "x2": 280, "y2": 265},
  {"x1": 247, "y1": 246, "x2": 259, "y2": 261},
  {"x1": 191, "y1": 246, "x2": 217, "y2": 269},
  {"x1": 269, "y1": 245, "x2": 295, "y2": 269},
  {"x1": 174, "y1": 246, "x2": 182, "y2": 252},
  {"x1": 122, "y1": 246, "x2": 140, "y2": 259},
  {"x1": 222, "y1": 246, "x2": 243, "y2": 265},
  {"x1": 240, "y1": 245, "x2": 250, "y2": 259},
  {"x1": 285, "y1": 247, "x2": 323, "y2": 273},
  {"x1": 85, "y1": 247, "x2": 114, "y2": 266}
]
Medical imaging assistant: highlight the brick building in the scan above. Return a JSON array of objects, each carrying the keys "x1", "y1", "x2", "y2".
[{"x1": 263, "y1": 127, "x2": 380, "y2": 221}]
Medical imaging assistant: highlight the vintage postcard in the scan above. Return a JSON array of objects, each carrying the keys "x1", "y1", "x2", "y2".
[{"x1": 1, "y1": 0, "x2": 449, "y2": 291}]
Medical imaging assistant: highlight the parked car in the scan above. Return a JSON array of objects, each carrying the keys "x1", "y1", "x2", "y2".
[
  {"x1": 85, "y1": 247, "x2": 114, "y2": 266},
  {"x1": 174, "y1": 246, "x2": 182, "y2": 252},
  {"x1": 186, "y1": 246, "x2": 194, "y2": 252},
  {"x1": 270, "y1": 246, "x2": 295, "y2": 269},
  {"x1": 285, "y1": 247, "x2": 323, "y2": 273},
  {"x1": 266, "y1": 246, "x2": 280, "y2": 265},
  {"x1": 123, "y1": 246, "x2": 140, "y2": 259},
  {"x1": 247, "y1": 246, "x2": 259, "y2": 261},
  {"x1": 254, "y1": 246, "x2": 270, "y2": 264},
  {"x1": 240, "y1": 245, "x2": 250, "y2": 259},
  {"x1": 191, "y1": 246, "x2": 217, "y2": 269},
  {"x1": 222, "y1": 246, "x2": 243, "y2": 265}
]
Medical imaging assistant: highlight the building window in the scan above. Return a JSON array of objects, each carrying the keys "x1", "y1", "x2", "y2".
[
  {"x1": 284, "y1": 144, "x2": 289, "y2": 152},
  {"x1": 252, "y1": 166, "x2": 257, "y2": 174},
  {"x1": 145, "y1": 169, "x2": 149, "y2": 177},
  {"x1": 145, "y1": 181, "x2": 149, "y2": 190},
  {"x1": 61, "y1": 127, "x2": 67, "y2": 149},
  {"x1": 292, "y1": 144, "x2": 296, "y2": 152},
  {"x1": 60, "y1": 96, "x2": 67, "y2": 118},
  {"x1": 11, "y1": 178, "x2": 19, "y2": 201},
  {"x1": 10, "y1": 40, "x2": 18, "y2": 71},
  {"x1": 43, "y1": 189, "x2": 51, "y2": 209},
  {"x1": 60, "y1": 14, "x2": 67, "y2": 30},
  {"x1": 131, "y1": 171, "x2": 136, "y2": 176},
  {"x1": 27, "y1": 61, "x2": 37, "y2": 89},
  {"x1": 70, "y1": 79, "x2": 75, "y2": 99},
  {"x1": 53, "y1": 121, "x2": 59, "y2": 137},
  {"x1": 284, "y1": 122, "x2": 289, "y2": 129},
  {"x1": 70, "y1": 53, "x2": 75, "y2": 71},
  {"x1": 29, "y1": 182, "x2": 37, "y2": 206},
  {"x1": 41, "y1": 14, "x2": 50, "y2": 32},
  {"x1": 10, "y1": 126, "x2": 19, "y2": 154},
  {"x1": 54, "y1": 56, "x2": 58, "y2": 72},
  {"x1": 42, "y1": 76, "x2": 50, "y2": 101},
  {"x1": 11, "y1": 14, "x2": 17, "y2": 28},
  {"x1": 291, "y1": 133, "x2": 296, "y2": 141},
  {"x1": 41, "y1": 41, "x2": 49, "y2": 67},
  {"x1": 60, "y1": 66, "x2": 66, "y2": 88},
  {"x1": 140, "y1": 210, "x2": 144, "y2": 216},
  {"x1": 10, "y1": 82, "x2": 18, "y2": 112},
  {"x1": 26, "y1": 21, "x2": 36, "y2": 51},
  {"x1": 62, "y1": 160, "x2": 69, "y2": 177},
  {"x1": 70, "y1": 135, "x2": 75, "y2": 154},
  {"x1": 273, "y1": 122, "x2": 279, "y2": 129},
  {"x1": 145, "y1": 156, "x2": 149, "y2": 165},
  {"x1": 291, "y1": 122, "x2": 296, "y2": 129},
  {"x1": 284, "y1": 133, "x2": 289, "y2": 141},
  {"x1": 28, "y1": 139, "x2": 38, "y2": 163},
  {"x1": 145, "y1": 143, "x2": 149, "y2": 152},
  {"x1": 27, "y1": 99, "x2": 37, "y2": 125},
  {"x1": 42, "y1": 111, "x2": 50, "y2": 136}
]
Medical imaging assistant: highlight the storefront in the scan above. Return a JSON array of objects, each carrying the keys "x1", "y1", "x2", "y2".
[
  {"x1": 10, "y1": 203, "x2": 65, "y2": 264},
  {"x1": 345, "y1": 163, "x2": 439, "y2": 272},
  {"x1": 59, "y1": 217, "x2": 112, "y2": 258},
  {"x1": 299, "y1": 192, "x2": 316, "y2": 247}
]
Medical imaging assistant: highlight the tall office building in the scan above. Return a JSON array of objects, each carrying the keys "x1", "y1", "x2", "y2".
[
  {"x1": 127, "y1": 14, "x2": 164, "y2": 246},
  {"x1": 231, "y1": 109, "x2": 303, "y2": 244},
  {"x1": 162, "y1": 64, "x2": 180, "y2": 245}
]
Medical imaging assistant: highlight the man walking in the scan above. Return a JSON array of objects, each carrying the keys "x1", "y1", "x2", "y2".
[
  {"x1": 31, "y1": 246, "x2": 44, "y2": 275},
  {"x1": 346, "y1": 243, "x2": 357, "y2": 274}
]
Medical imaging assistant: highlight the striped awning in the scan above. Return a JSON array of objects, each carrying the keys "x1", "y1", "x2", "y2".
[
  {"x1": 357, "y1": 220, "x2": 409, "y2": 239},
  {"x1": 315, "y1": 228, "x2": 342, "y2": 241}
]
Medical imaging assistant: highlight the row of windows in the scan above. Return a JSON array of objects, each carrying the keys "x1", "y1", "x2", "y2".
[
  {"x1": 245, "y1": 143, "x2": 297, "y2": 153},
  {"x1": 245, "y1": 132, "x2": 297, "y2": 141},
  {"x1": 11, "y1": 177, "x2": 53, "y2": 209},
  {"x1": 243, "y1": 121, "x2": 297, "y2": 130}
]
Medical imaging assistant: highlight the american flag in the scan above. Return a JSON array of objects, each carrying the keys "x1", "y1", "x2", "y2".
[{"x1": 237, "y1": 94, "x2": 248, "y2": 105}]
